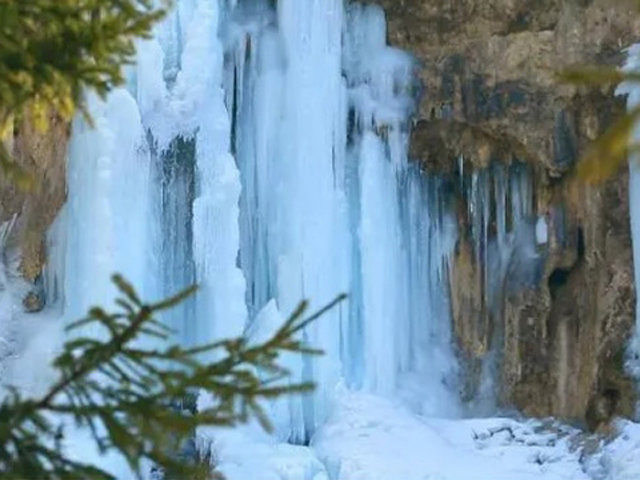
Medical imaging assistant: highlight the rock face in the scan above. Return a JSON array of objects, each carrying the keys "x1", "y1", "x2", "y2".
[
  {"x1": 377, "y1": 0, "x2": 640, "y2": 421},
  {"x1": 1, "y1": 115, "x2": 69, "y2": 306}
]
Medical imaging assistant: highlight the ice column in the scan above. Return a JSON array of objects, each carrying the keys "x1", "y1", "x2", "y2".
[
  {"x1": 184, "y1": 0, "x2": 248, "y2": 349},
  {"x1": 64, "y1": 90, "x2": 153, "y2": 323}
]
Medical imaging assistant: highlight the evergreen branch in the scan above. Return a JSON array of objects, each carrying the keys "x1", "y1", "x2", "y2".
[
  {"x1": 0, "y1": 275, "x2": 346, "y2": 479},
  {"x1": 0, "y1": 0, "x2": 173, "y2": 186}
]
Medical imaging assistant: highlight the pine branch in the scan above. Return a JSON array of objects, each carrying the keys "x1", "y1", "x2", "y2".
[
  {"x1": 0, "y1": 0, "x2": 172, "y2": 187},
  {"x1": 0, "y1": 275, "x2": 346, "y2": 479}
]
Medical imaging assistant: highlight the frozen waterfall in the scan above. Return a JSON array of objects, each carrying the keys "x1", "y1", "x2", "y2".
[{"x1": 39, "y1": 0, "x2": 461, "y2": 448}]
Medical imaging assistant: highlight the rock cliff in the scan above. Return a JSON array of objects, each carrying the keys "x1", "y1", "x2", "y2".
[{"x1": 378, "y1": 0, "x2": 640, "y2": 422}]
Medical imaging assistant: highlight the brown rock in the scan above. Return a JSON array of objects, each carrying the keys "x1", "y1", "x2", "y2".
[
  {"x1": 381, "y1": 0, "x2": 640, "y2": 171},
  {"x1": 378, "y1": 0, "x2": 640, "y2": 422},
  {"x1": 0, "y1": 114, "x2": 69, "y2": 284},
  {"x1": 23, "y1": 290, "x2": 44, "y2": 314}
]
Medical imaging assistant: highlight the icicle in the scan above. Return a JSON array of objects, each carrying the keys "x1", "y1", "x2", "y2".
[
  {"x1": 184, "y1": 0, "x2": 247, "y2": 348},
  {"x1": 536, "y1": 217, "x2": 548, "y2": 245}
]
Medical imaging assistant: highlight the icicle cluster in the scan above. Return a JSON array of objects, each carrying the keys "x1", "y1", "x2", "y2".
[{"x1": 41, "y1": 0, "x2": 462, "y2": 444}]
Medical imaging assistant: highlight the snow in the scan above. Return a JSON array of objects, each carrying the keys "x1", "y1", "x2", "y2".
[
  {"x1": 589, "y1": 420, "x2": 640, "y2": 479},
  {"x1": 197, "y1": 390, "x2": 640, "y2": 480},
  {"x1": 312, "y1": 392, "x2": 588, "y2": 480},
  {"x1": 197, "y1": 424, "x2": 328, "y2": 480}
]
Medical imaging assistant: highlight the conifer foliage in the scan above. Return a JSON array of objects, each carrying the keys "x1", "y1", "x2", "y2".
[
  {"x1": 0, "y1": 0, "x2": 167, "y2": 124},
  {"x1": 0, "y1": 0, "x2": 170, "y2": 186},
  {"x1": 0, "y1": 275, "x2": 346, "y2": 479},
  {"x1": 0, "y1": 1, "x2": 346, "y2": 478}
]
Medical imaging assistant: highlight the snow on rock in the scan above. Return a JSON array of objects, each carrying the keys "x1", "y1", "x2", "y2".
[{"x1": 585, "y1": 420, "x2": 640, "y2": 479}]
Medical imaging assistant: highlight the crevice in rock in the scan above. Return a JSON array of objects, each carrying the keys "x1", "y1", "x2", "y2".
[{"x1": 548, "y1": 268, "x2": 571, "y2": 299}]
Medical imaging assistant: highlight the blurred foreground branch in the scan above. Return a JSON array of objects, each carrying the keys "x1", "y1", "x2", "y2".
[{"x1": 0, "y1": 275, "x2": 345, "y2": 479}]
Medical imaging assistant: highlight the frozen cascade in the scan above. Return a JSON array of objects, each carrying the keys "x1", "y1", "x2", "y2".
[
  {"x1": 225, "y1": 0, "x2": 462, "y2": 437},
  {"x1": 62, "y1": 88, "x2": 155, "y2": 331},
  {"x1": 41, "y1": 88, "x2": 156, "y2": 477},
  {"x1": 135, "y1": 0, "x2": 248, "y2": 348},
  {"x1": 19, "y1": 0, "x2": 467, "y2": 469}
]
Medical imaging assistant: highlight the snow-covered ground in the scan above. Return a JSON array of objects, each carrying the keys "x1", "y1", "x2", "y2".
[{"x1": 199, "y1": 390, "x2": 640, "y2": 480}]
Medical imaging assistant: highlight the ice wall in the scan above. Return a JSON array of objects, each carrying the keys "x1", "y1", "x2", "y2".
[
  {"x1": 135, "y1": 0, "x2": 248, "y2": 348},
  {"x1": 224, "y1": 0, "x2": 460, "y2": 436},
  {"x1": 44, "y1": 0, "x2": 462, "y2": 450},
  {"x1": 227, "y1": 0, "x2": 351, "y2": 441}
]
